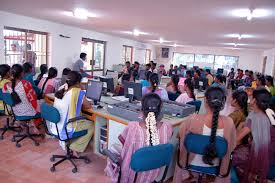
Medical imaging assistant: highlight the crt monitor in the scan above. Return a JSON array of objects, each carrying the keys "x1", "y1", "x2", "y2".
[
  {"x1": 99, "y1": 76, "x2": 114, "y2": 93},
  {"x1": 86, "y1": 80, "x2": 103, "y2": 105},
  {"x1": 194, "y1": 78, "x2": 208, "y2": 91},
  {"x1": 124, "y1": 81, "x2": 142, "y2": 102},
  {"x1": 217, "y1": 68, "x2": 224, "y2": 75}
]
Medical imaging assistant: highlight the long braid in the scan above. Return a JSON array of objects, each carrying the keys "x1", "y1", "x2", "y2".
[{"x1": 10, "y1": 65, "x2": 23, "y2": 105}]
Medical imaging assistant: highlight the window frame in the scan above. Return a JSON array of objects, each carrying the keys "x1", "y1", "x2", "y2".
[{"x1": 123, "y1": 45, "x2": 133, "y2": 64}]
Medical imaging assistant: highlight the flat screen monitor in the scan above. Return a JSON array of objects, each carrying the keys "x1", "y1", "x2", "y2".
[
  {"x1": 86, "y1": 80, "x2": 103, "y2": 105},
  {"x1": 99, "y1": 76, "x2": 114, "y2": 93},
  {"x1": 124, "y1": 81, "x2": 142, "y2": 102}
]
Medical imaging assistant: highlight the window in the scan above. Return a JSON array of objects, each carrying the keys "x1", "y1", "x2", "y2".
[
  {"x1": 172, "y1": 52, "x2": 238, "y2": 71},
  {"x1": 122, "y1": 45, "x2": 133, "y2": 63},
  {"x1": 194, "y1": 54, "x2": 215, "y2": 68},
  {"x1": 214, "y1": 55, "x2": 239, "y2": 72},
  {"x1": 145, "y1": 49, "x2": 152, "y2": 64},
  {"x1": 81, "y1": 38, "x2": 106, "y2": 76},
  {"x1": 172, "y1": 53, "x2": 194, "y2": 67},
  {"x1": 3, "y1": 27, "x2": 48, "y2": 67}
]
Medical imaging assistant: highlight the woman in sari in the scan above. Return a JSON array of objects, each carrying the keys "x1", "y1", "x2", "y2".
[
  {"x1": 51, "y1": 71, "x2": 94, "y2": 155},
  {"x1": 105, "y1": 93, "x2": 173, "y2": 183},
  {"x1": 23, "y1": 62, "x2": 41, "y2": 95},
  {"x1": 233, "y1": 88, "x2": 275, "y2": 183},
  {"x1": 0, "y1": 64, "x2": 11, "y2": 113},
  {"x1": 142, "y1": 73, "x2": 168, "y2": 100},
  {"x1": 38, "y1": 67, "x2": 58, "y2": 96},
  {"x1": 3, "y1": 64, "x2": 41, "y2": 131},
  {"x1": 174, "y1": 87, "x2": 236, "y2": 183}
]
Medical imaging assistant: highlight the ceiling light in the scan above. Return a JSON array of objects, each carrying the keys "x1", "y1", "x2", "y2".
[
  {"x1": 173, "y1": 43, "x2": 177, "y2": 47},
  {"x1": 231, "y1": 8, "x2": 271, "y2": 20},
  {"x1": 159, "y1": 38, "x2": 164, "y2": 43},
  {"x1": 73, "y1": 8, "x2": 89, "y2": 19},
  {"x1": 133, "y1": 29, "x2": 140, "y2": 36},
  {"x1": 238, "y1": 34, "x2": 242, "y2": 40},
  {"x1": 234, "y1": 43, "x2": 237, "y2": 47}
]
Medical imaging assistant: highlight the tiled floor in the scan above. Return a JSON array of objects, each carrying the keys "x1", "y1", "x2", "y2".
[{"x1": 0, "y1": 123, "x2": 109, "y2": 183}]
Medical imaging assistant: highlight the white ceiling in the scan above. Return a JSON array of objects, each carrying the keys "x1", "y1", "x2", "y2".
[{"x1": 1, "y1": 0, "x2": 275, "y2": 50}]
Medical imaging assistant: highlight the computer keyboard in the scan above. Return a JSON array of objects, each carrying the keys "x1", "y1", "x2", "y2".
[{"x1": 111, "y1": 96, "x2": 129, "y2": 102}]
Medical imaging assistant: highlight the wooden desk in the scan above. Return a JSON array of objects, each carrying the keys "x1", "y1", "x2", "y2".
[{"x1": 45, "y1": 93, "x2": 188, "y2": 180}]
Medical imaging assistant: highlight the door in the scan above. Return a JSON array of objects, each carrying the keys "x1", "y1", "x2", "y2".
[
  {"x1": 81, "y1": 38, "x2": 106, "y2": 76},
  {"x1": 262, "y1": 56, "x2": 267, "y2": 74}
]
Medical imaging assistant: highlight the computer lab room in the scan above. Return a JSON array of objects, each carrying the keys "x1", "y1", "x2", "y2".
[{"x1": 0, "y1": 0, "x2": 275, "y2": 183}]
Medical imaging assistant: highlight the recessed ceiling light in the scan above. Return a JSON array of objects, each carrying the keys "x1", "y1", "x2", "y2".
[
  {"x1": 74, "y1": 8, "x2": 89, "y2": 19},
  {"x1": 225, "y1": 34, "x2": 254, "y2": 39},
  {"x1": 159, "y1": 38, "x2": 164, "y2": 43},
  {"x1": 133, "y1": 29, "x2": 140, "y2": 36},
  {"x1": 173, "y1": 43, "x2": 177, "y2": 47},
  {"x1": 234, "y1": 43, "x2": 238, "y2": 47},
  {"x1": 121, "y1": 30, "x2": 149, "y2": 36},
  {"x1": 231, "y1": 8, "x2": 271, "y2": 20},
  {"x1": 238, "y1": 34, "x2": 242, "y2": 40}
]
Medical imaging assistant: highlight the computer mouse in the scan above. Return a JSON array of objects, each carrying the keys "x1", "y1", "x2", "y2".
[{"x1": 97, "y1": 105, "x2": 103, "y2": 109}]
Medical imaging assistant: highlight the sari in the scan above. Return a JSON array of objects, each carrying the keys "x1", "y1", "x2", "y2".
[{"x1": 0, "y1": 79, "x2": 10, "y2": 113}]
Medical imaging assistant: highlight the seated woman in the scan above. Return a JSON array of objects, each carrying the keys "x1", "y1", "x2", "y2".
[
  {"x1": 212, "y1": 74, "x2": 227, "y2": 95},
  {"x1": 256, "y1": 75, "x2": 266, "y2": 90},
  {"x1": 140, "y1": 71, "x2": 152, "y2": 88},
  {"x1": 229, "y1": 90, "x2": 248, "y2": 130},
  {"x1": 176, "y1": 78, "x2": 195, "y2": 104},
  {"x1": 36, "y1": 64, "x2": 48, "y2": 83},
  {"x1": 266, "y1": 75, "x2": 275, "y2": 96},
  {"x1": 233, "y1": 89, "x2": 275, "y2": 183},
  {"x1": 2, "y1": 64, "x2": 41, "y2": 131},
  {"x1": 38, "y1": 67, "x2": 58, "y2": 96},
  {"x1": 142, "y1": 73, "x2": 168, "y2": 100},
  {"x1": 166, "y1": 74, "x2": 180, "y2": 93},
  {"x1": 105, "y1": 93, "x2": 173, "y2": 182},
  {"x1": 0, "y1": 64, "x2": 11, "y2": 112},
  {"x1": 51, "y1": 71, "x2": 94, "y2": 155},
  {"x1": 23, "y1": 62, "x2": 41, "y2": 95},
  {"x1": 174, "y1": 87, "x2": 236, "y2": 183}
]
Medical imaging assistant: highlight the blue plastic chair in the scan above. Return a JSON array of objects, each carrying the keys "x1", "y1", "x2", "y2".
[
  {"x1": 177, "y1": 133, "x2": 232, "y2": 183},
  {"x1": 268, "y1": 165, "x2": 275, "y2": 180},
  {"x1": 0, "y1": 90, "x2": 22, "y2": 139},
  {"x1": 41, "y1": 103, "x2": 91, "y2": 173},
  {"x1": 187, "y1": 100, "x2": 202, "y2": 113},
  {"x1": 104, "y1": 143, "x2": 173, "y2": 183},
  {"x1": 2, "y1": 92, "x2": 42, "y2": 147}
]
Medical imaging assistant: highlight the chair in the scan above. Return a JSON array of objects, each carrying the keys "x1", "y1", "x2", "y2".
[
  {"x1": 177, "y1": 133, "x2": 232, "y2": 183},
  {"x1": 104, "y1": 143, "x2": 173, "y2": 183},
  {"x1": 2, "y1": 92, "x2": 42, "y2": 147},
  {"x1": 40, "y1": 103, "x2": 91, "y2": 173},
  {"x1": 268, "y1": 165, "x2": 275, "y2": 181},
  {"x1": 168, "y1": 92, "x2": 180, "y2": 101},
  {"x1": 187, "y1": 100, "x2": 202, "y2": 113},
  {"x1": 0, "y1": 90, "x2": 21, "y2": 139}
]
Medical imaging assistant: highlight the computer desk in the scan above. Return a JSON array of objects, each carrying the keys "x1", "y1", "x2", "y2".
[{"x1": 44, "y1": 93, "x2": 189, "y2": 180}]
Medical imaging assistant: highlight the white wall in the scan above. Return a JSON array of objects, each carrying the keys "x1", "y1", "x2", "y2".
[
  {"x1": 154, "y1": 46, "x2": 264, "y2": 72},
  {"x1": 0, "y1": 11, "x2": 154, "y2": 76},
  {"x1": 263, "y1": 48, "x2": 275, "y2": 76}
]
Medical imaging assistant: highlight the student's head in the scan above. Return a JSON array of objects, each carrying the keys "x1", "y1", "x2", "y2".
[
  {"x1": 145, "y1": 71, "x2": 152, "y2": 81},
  {"x1": 231, "y1": 90, "x2": 248, "y2": 116},
  {"x1": 145, "y1": 64, "x2": 151, "y2": 70},
  {"x1": 0, "y1": 64, "x2": 11, "y2": 80},
  {"x1": 205, "y1": 69, "x2": 211, "y2": 75},
  {"x1": 251, "y1": 88, "x2": 272, "y2": 113},
  {"x1": 215, "y1": 74, "x2": 223, "y2": 83},
  {"x1": 170, "y1": 64, "x2": 173, "y2": 69},
  {"x1": 195, "y1": 70, "x2": 201, "y2": 78},
  {"x1": 152, "y1": 63, "x2": 157, "y2": 69},
  {"x1": 149, "y1": 73, "x2": 159, "y2": 92},
  {"x1": 266, "y1": 76, "x2": 274, "y2": 87},
  {"x1": 134, "y1": 61, "x2": 140, "y2": 69},
  {"x1": 171, "y1": 74, "x2": 180, "y2": 92},
  {"x1": 203, "y1": 87, "x2": 226, "y2": 165},
  {"x1": 23, "y1": 62, "x2": 33, "y2": 74},
  {"x1": 47, "y1": 67, "x2": 58, "y2": 79},
  {"x1": 39, "y1": 64, "x2": 48, "y2": 75},
  {"x1": 11, "y1": 64, "x2": 24, "y2": 105},
  {"x1": 26, "y1": 43, "x2": 32, "y2": 50},
  {"x1": 159, "y1": 64, "x2": 165, "y2": 70},
  {"x1": 186, "y1": 70, "x2": 192, "y2": 79},
  {"x1": 256, "y1": 75, "x2": 266, "y2": 87},
  {"x1": 174, "y1": 65, "x2": 178, "y2": 69},
  {"x1": 150, "y1": 61, "x2": 154, "y2": 66},
  {"x1": 62, "y1": 68, "x2": 71, "y2": 76},
  {"x1": 55, "y1": 71, "x2": 82, "y2": 99},
  {"x1": 80, "y1": 52, "x2": 87, "y2": 61},
  {"x1": 125, "y1": 61, "x2": 131, "y2": 68},
  {"x1": 240, "y1": 70, "x2": 243, "y2": 74},
  {"x1": 245, "y1": 70, "x2": 249, "y2": 76},
  {"x1": 141, "y1": 93, "x2": 163, "y2": 146},
  {"x1": 183, "y1": 78, "x2": 195, "y2": 100},
  {"x1": 249, "y1": 71, "x2": 254, "y2": 78},
  {"x1": 231, "y1": 68, "x2": 234, "y2": 72}
]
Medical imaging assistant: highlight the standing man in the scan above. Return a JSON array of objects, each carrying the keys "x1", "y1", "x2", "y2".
[
  {"x1": 205, "y1": 69, "x2": 214, "y2": 86},
  {"x1": 73, "y1": 53, "x2": 91, "y2": 77}
]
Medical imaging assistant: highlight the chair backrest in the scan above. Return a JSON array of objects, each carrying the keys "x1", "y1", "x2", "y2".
[
  {"x1": 168, "y1": 92, "x2": 180, "y2": 101},
  {"x1": 130, "y1": 143, "x2": 173, "y2": 172},
  {"x1": 0, "y1": 90, "x2": 3, "y2": 101},
  {"x1": 187, "y1": 100, "x2": 202, "y2": 113},
  {"x1": 41, "y1": 103, "x2": 60, "y2": 123},
  {"x1": 2, "y1": 92, "x2": 14, "y2": 106},
  {"x1": 184, "y1": 133, "x2": 228, "y2": 158}
]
